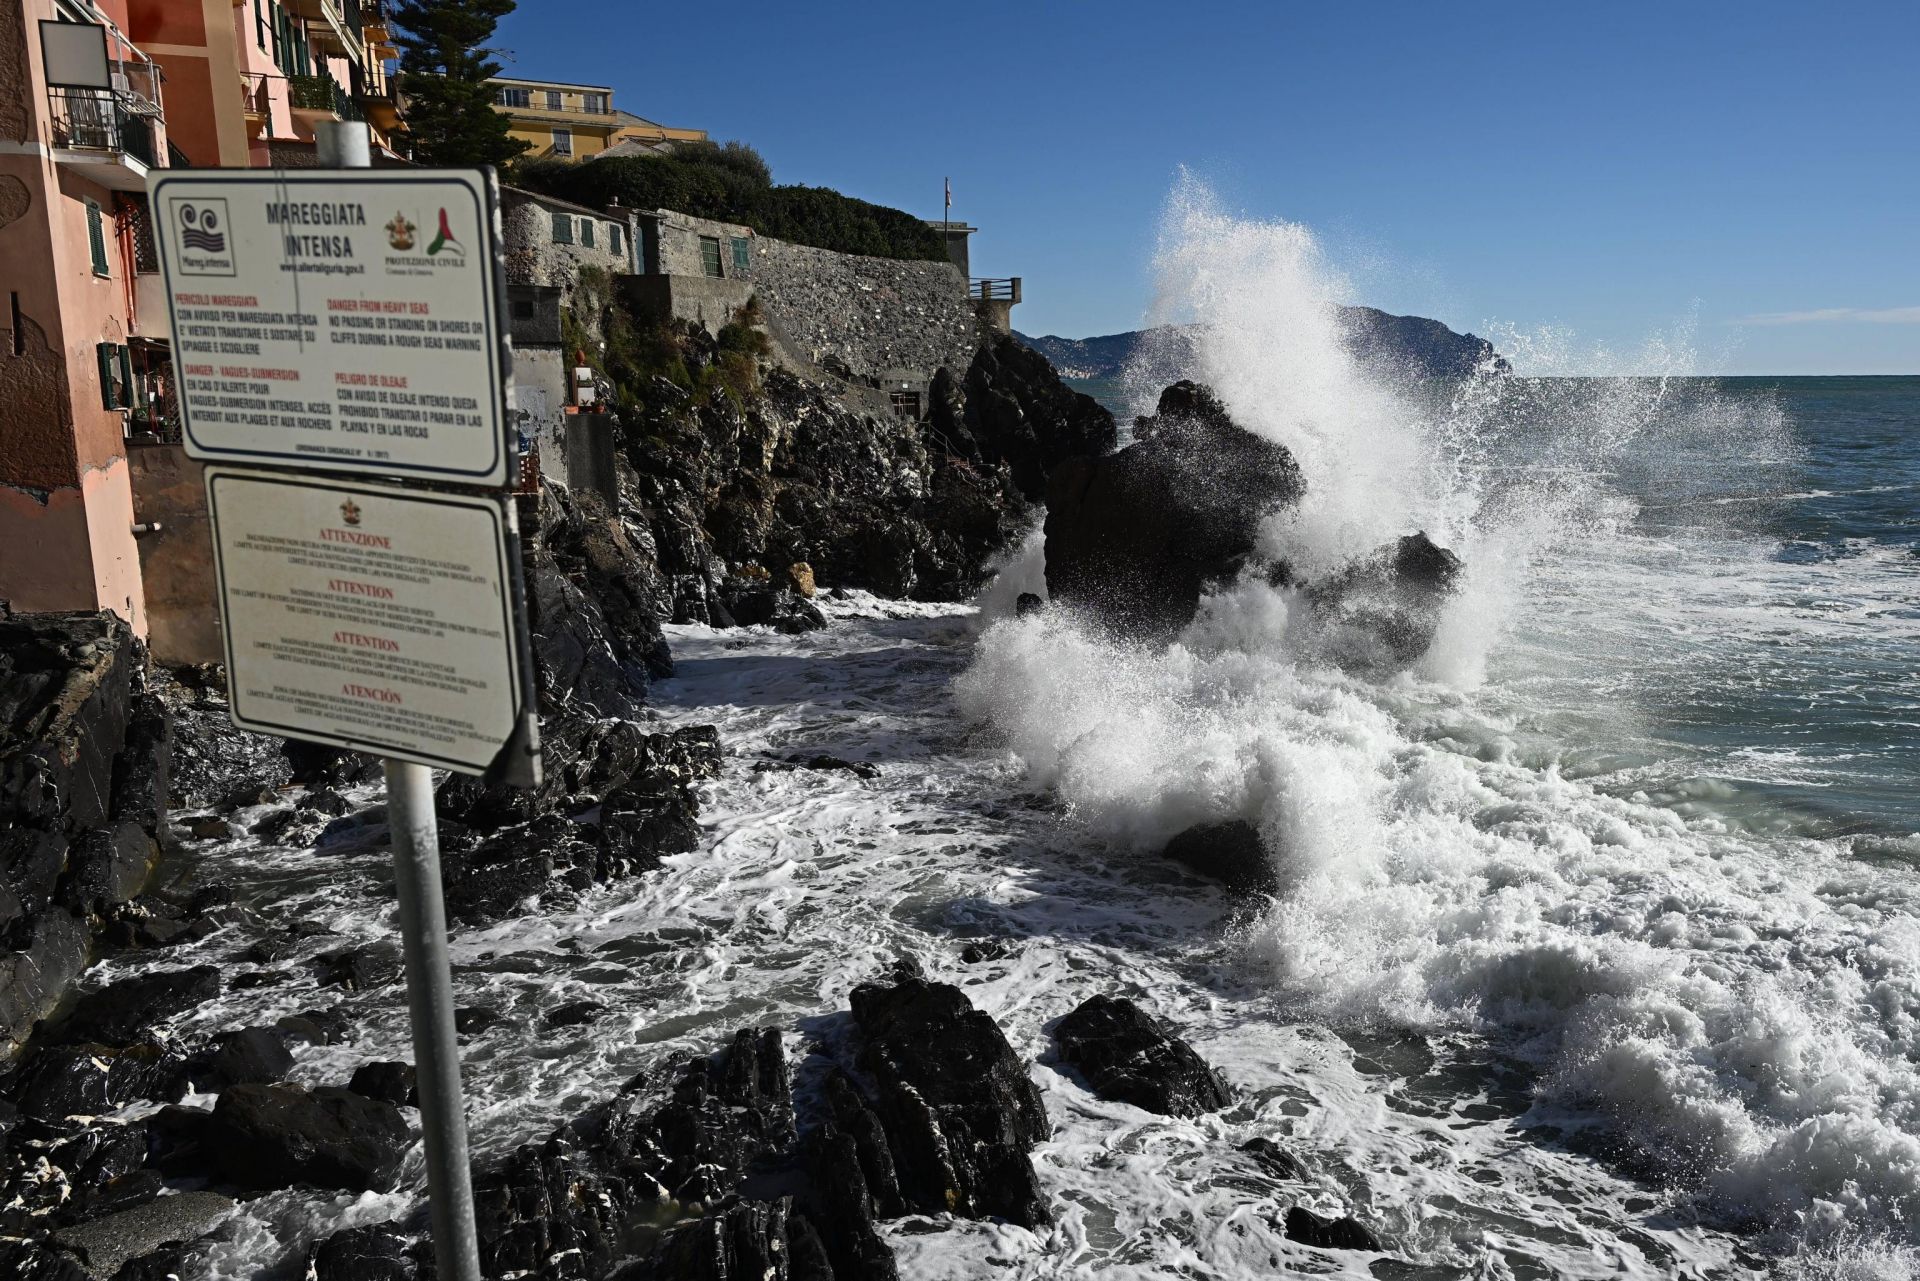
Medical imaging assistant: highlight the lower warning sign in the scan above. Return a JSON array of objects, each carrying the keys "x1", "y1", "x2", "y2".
[{"x1": 205, "y1": 467, "x2": 529, "y2": 773}]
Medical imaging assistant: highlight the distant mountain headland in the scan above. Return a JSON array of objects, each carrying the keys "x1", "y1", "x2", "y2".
[{"x1": 1017, "y1": 307, "x2": 1511, "y2": 381}]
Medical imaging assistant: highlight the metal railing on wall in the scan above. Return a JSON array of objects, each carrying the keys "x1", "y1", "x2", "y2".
[
  {"x1": 48, "y1": 86, "x2": 158, "y2": 165},
  {"x1": 969, "y1": 277, "x2": 1020, "y2": 301}
]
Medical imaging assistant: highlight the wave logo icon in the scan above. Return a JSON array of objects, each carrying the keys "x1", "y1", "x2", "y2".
[{"x1": 178, "y1": 203, "x2": 226, "y2": 252}]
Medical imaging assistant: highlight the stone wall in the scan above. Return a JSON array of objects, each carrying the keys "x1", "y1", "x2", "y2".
[
  {"x1": 634, "y1": 208, "x2": 980, "y2": 394},
  {"x1": 500, "y1": 189, "x2": 635, "y2": 311}
]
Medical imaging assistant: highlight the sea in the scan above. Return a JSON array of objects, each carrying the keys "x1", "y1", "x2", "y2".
[{"x1": 119, "y1": 192, "x2": 1920, "y2": 1280}]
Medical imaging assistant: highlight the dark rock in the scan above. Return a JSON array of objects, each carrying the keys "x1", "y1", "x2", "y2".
[
  {"x1": 200, "y1": 1082, "x2": 409, "y2": 1193},
  {"x1": 1054, "y1": 995, "x2": 1232, "y2": 1117},
  {"x1": 453, "y1": 1006, "x2": 501, "y2": 1037},
  {"x1": 48, "y1": 1190, "x2": 233, "y2": 1278},
  {"x1": 958, "y1": 938, "x2": 1021, "y2": 964},
  {"x1": 0, "y1": 908, "x2": 89, "y2": 1054},
  {"x1": 849, "y1": 971, "x2": 1049, "y2": 1225},
  {"x1": 0, "y1": 612, "x2": 135, "y2": 832},
  {"x1": 306, "y1": 1222, "x2": 431, "y2": 1281},
  {"x1": 6, "y1": 1042, "x2": 188, "y2": 1118},
  {"x1": 282, "y1": 740, "x2": 376, "y2": 791},
  {"x1": 248, "y1": 808, "x2": 310, "y2": 843},
  {"x1": 222, "y1": 782, "x2": 279, "y2": 810},
  {"x1": 799, "y1": 1072, "x2": 901, "y2": 1280},
  {"x1": 1241, "y1": 1136, "x2": 1309, "y2": 1180},
  {"x1": 298, "y1": 788, "x2": 350, "y2": 817},
  {"x1": 348, "y1": 1061, "x2": 417, "y2": 1108},
  {"x1": 544, "y1": 1001, "x2": 605, "y2": 1030},
  {"x1": 0, "y1": 1237, "x2": 91, "y2": 1281},
  {"x1": 0, "y1": 1115, "x2": 157, "y2": 1224},
  {"x1": 57, "y1": 822, "x2": 158, "y2": 918},
  {"x1": 182, "y1": 815, "x2": 232, "y2": 841},
  {"x1": 1283, "y1": 1205, "x2": 1381, "y2": 1252},
  {"x1": 1044, "y1": 381, "x2": 1304, "y2": 640},
  {"x1": 109, "y1": 1239, "x2": 194, "y2": 1281},
  {"x1": 52, "y1": 966, "x2": 221, "y2": 1046},
  {"x1": 618, "y1": 1197, "x2": 809, "y2": 1281},
  {"x1": 1015, "y1": 592, "x2": 1044, "y2": 617},
  {"x1": 311, "y1": 945, "x2": 397, "y2": 991},
  {"x1": 796, "y1": 754, "x2": 878, "y2": 780},
  {"x1": 193, "y1": 1027, "x2": 295, "y2": 1090},
  {"x1": 957, "y1": 333, "x2": 1118, "y2": 502},
  {"x1": 274, "y1": 1007, "x2": 351, "y2": 1046},
  {"x1": 1161, "y1": 819, "x2": 1277, "y2": 897},
  {"x1": 1303, "y1": 530, "x2": 1466, "y2": 666}
]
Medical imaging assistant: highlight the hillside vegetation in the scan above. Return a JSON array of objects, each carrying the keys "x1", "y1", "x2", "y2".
[{"x1": 518, "y1": 142, "x2": 948, "y2": 262}]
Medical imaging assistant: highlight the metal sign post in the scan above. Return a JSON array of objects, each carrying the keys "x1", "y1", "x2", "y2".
[{"x1": 316, "y1": 120, "x2": 481, "y2": 1281}]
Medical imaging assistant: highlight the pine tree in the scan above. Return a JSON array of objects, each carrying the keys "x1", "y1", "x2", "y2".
[{"x1": 392, "y1": 0, "x2": 529, "y2": 168}]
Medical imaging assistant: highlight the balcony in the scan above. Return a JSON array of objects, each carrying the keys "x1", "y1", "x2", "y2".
[
  {"x1": 240, "y1": 70, "x2": 274, "y2": 136},
  {"x1": 288, "y1": 73, "x2": 363, "y2": 124},
  {"x1": 48, "y1": 85, "x2": 160, "y2": 191},
  {"x1": 287, "y1": 0, "x2": 363, "y2": 58}
]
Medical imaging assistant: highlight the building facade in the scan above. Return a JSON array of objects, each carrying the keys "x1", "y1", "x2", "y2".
[
  {"x1": 489, "y1": 77, "x2": 705, "y2": 162},
  {"x1": 130, "y1": 0, "x2": 400, "y2": 168},
  {"x1": 0, "y1": 0, "x2": 178, "y2": 632}
]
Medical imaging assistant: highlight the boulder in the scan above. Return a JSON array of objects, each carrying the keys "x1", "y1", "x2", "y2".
[
  {"x1": 51, "y1": 966, "x2": 221, "y2": 1046},
  {"x1": 0, "y1": 1238, "x2": 91, "y2": 1281},
  {"x1": 1044, "y1": 382, "x2": 1303, "y2": 640},
  {"x1": 192, "y1": 1027, "x2": 294, "y2": 1090},
  {"x1": 199, "y1": 1082, "x2": 409, "y2": 1193},
  {"x1": 307, "y1": 1222, "x2": 431, "y2": 1281},
  {"x1": 1053, "y1": 995, "x2": 1232, "y2": 1117},
  {"x1": 1160, "y1": 819, "x2": 1277, "y2": 897},
  {"x1": 347, "y1": 1061, "x2": 417, "y2": 1108},
  {"x1": 1304, "y1": 530, "x2": 1466, "y2": 666},
  {"x1": 6, "y1": 1042, "x2": 188, "y2": 1118},
  {"x1": 48, "y1": 1190, "x2": 233, "y2": 1278},
  {"x1": 1241, "y1": 1136, "x2": 1308, "y2": 1181},
  {"x1": 954, "y1": 332, "x2": 1117, "y2": 502},
  {"x1": 1283, "y1": 1205, "x2": 1381, "y2": 1252},
  {"x1": 848, "y1": 970, "x2": 1049, "y2": 1226},
  {"x1": 617, "y1": 1197, "x2": 826, "y2": 1281}
]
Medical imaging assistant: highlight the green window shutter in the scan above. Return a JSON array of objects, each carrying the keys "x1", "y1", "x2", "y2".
[
  {"x1": 609, "y1": 224, "x2": 622, "y2": 256},
  {"x1": 97, "y1": 342, "x2": 128, "y2": 410},
  {"x1": 85, "y1": 199, "x2": 109, "y2": 276},
  {"x1": 581, "y1": 219, "x2": 594, "y2": 248},
  {"x1": 552, "y1": 212, "x2": 572, "y2": 244},
  {"x1": 731, "y1": 237, "x2": 750, "y2": 271}
]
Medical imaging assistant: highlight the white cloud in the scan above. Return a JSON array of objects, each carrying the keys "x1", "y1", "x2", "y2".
[{"x1": 1737, "y1": 306, "x2": 1920, "y2": 326}]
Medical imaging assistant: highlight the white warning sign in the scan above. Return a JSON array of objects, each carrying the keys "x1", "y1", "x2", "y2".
[
  {"x1": 151, "y1": 169, "x2": 510, "y2": 486},
  {"x1": 204, "y1": 467, "x2": 526, "y2": 773}
]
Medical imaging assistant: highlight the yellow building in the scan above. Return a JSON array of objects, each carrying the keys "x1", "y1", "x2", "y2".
[{"x1": 488, "y1": 77, "x2": 706, "y2": 161}]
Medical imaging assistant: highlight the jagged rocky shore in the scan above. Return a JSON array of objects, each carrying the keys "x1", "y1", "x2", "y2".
[{"x1": 0, "y1": 307, "x2": 1461, "y2": 1276}]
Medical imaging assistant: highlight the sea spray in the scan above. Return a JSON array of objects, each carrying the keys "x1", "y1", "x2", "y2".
[{"x1": 955, "y1": 181, "x2": 1920, "y2": 1263}]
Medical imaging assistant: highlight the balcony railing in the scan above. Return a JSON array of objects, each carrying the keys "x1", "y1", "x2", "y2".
[
  {"x1": 288, "y1": 73, "x2": 363, "y2": 122},
  {"x1": 48, "y1": 86, "x2": 158, "y2": 166},
  {"x1": 240, "y1": 70, "x2": 274, "y2": 133},
  {"x1": 970, "y1": 277, "x2": 1021, "y2": 302},
  {"x1": 494, "y1": 95, "x2": 615, "y2": 119}
]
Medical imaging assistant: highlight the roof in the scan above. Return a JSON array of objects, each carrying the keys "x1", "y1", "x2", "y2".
[
  {"x1": 488, "y1": 76, "x2": 614, "y2": 91},
  {"x1": 501, "y1": 184, "x2": 625, "y2": 221}
]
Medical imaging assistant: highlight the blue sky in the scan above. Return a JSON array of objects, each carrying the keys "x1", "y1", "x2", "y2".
[{"x1": 496, "y1": 1, "x2": 1918, "y2": 375}]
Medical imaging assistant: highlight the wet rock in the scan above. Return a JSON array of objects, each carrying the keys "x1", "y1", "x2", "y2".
[
  {"x1": 1054, "y1": 995, "x2": 1232, "y2": 1117},
  {"x1": 108, "y1": 1240, "x2": 194, "y2": 1281},
  {"x1": 298, "y1": 788, "x2": 351, "y2": 817},
  {"x1": 248, "y1": 809, "x2": 311, "y2": 844},
  {"x1": 956, "y1": 332, "x2": 1118, "y2": 502},
  {"x1": 192, "y1": 1027, "x2": 294, "y2": 1090},
  {"x1": 617, "y1": 1197, "x2": 820, "y2": 1281},
  {"x1": 275, "y1": 1007, "x2": 352, "y2": 1047},
  {"x1": 310, "y1": 945, "x2": 397, "y2": 991},
  {"x1": 1284, "y1": 1205, "x2": 1380, "y2": 1251},
  {"x1": 306, "y1": 1222, "x2": 431, "y2": 1281},
  {"x1": 1015, "y1": 592, "x2": 1044, "y2": 617},
  {"x1": 48, "y1": 1190, "x2": 233, "y2": 1278},
  {"x1": 51, "y1": 967, "x2": 221, "y2": 1046},
  {"x1": 544, "y1": 1001, "x2": 605, "y2": 1030},
  {"x1": 5, "y1": 1042, "x2": 188, "y2": 1118},
  {"x1": 794, "y1": 754, "x2": 878, "y2": 780},
  {"x1": 1044, "y1": 381, "x2": 1303, "y2": 640},
  {"x1": 453, "y1": 1007, "x2": 502, "y2": 1037},
  {"x1": 799, "y1": 1070, "x2": 901, "y2": 1279},
  {"x1": 57, "y1": 822, "x2": 159, "y2": 919},
  {"x1": 348, "y1": 1061, "x2": 417, "y2": 1108},
  {"x1": 0, "y1": 1238, "x2": 91, "y2": 1281},
  {"x1": 1160, "y1": 819, "x2": 1277, "y2": 897},
  {"x1": 1304, "y1": 530, "x2": 1466, "y2": 666},
  {"x1": 716, "y1": 583, "x2": 827, "y2": 634},
  {"x1": 0, "y1": 909, "x2": 89, "y2": 1055},
  {"x1": 282, "y1": 741, "x2": 377, "y2": 791},
  {"x1": 181, "y1": 816, "x2": 231, "y2": 842},
  {"x1": 849, "y1": 971, "x2": 1049, "y2": 1226},
  {"x1": 200, "y1": 1082, "x2": 409, "y2": 1193},
  {"x1": 957, "y1": 938, "x2": 1020, "y2": 965},
  {"x1": 784, "y1": 562, "x2": 817, "y2": 599},
  {"x1": 0, "y1": 1115, "x2": 157, "y2": 1225},
  {"x1": 1241, "y1": 1136, "x2": 1309, "y2": 1180}
]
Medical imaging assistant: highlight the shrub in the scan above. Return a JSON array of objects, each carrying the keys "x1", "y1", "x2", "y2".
[{"x1": 520, "y1": 144, "x2": 947, "y2": 262}]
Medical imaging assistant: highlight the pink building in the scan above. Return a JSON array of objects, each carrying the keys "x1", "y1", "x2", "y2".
[{"x1": 0, "y1": 0, "x2": 173, "y2": 633}]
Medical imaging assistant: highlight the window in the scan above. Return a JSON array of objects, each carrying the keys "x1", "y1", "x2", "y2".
[
  {"x1": 97, "y1": 342, "x2": 132, "y2": 410},
  {"x1": 582, "y1": 92, "x2": 607, "y2": 114},
  {"x1": 580, "y1": 219, "x2": 594, "y2": 248},
  {"x1": 255, "y1": 0, "x2": 267, "y2": 49},
  {"x1": 608, "y1": 223, "x2": 622, "y2": 255},
  {"x1": 117, "y1": 193, "x2": 157, "y2": 274},
  {"x1": 551, "y1": 128, "x2": 572, "y2": 156},
  {"x1": 545, "y1": 89, "x2": 562, "y2": 110},
  {"x1": 552, "y1": 212, "x2": 572, "y2": 244},
  {"x1": 498, "y1": 87, "x2": 530, "y2": 108},
  {"x1": 890, "y1": 391, "x2": 922, "y2": 420},
  {"x1": 512, "y1": 299, "x2": 534, "y2": 320},
  {"x1": 699, "y1": 236, "x2": 723, "y2": 278},
  {"x1": 84, "y1": 199, "x2": 108, "y2": 276},
  {"x1": 731, "y1": 237, "x2": 751, "y2": 272}
]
